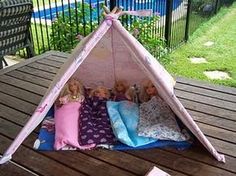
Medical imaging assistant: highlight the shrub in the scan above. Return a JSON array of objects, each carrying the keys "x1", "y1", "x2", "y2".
[
  {"x1": 50, "y1": 3, "x2": 98, "y2": 52},
  {"x1": 128, "y1": 16, "x2": 168, "y2": 64}
]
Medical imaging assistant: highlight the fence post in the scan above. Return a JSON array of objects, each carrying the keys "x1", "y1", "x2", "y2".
[
  {"x1": 184, "y1": 0, "x2": 191, "y2": 41},
  {"x1": 214, "y1": 0, "x2": 220, "y2": 14},
  {"x1": 165, "y1": 0, "x2": 173, "y2": 48},
  {"x1": 110, "y1": 0, "x2": 116, "y2": 11}
]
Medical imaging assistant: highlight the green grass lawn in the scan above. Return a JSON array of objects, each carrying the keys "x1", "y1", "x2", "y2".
[{"x1": 165, "y1": 2, "x2": 236, "y2": 87}]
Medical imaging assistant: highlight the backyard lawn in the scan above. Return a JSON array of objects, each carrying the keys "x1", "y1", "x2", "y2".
[{"x1": 165, "y1": 2, "x2": 236, "y2": 87}]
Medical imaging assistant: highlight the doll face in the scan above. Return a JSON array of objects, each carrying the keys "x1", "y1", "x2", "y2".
[
  {"x1": 115, "y1": 82, "x2": 125, "y2": 93},
  {"x1": 145, "y1": 82, "x2": 157, "y2": 97},
  {"x1": 115, "y1": 80, "x2": 128, "y2": 93},
  {"x1": 68, "y1": 79, "x2": 79, "y2": 94},
  {"x1": 94, "y1": 87, "x2": 109, "y2": 99}
]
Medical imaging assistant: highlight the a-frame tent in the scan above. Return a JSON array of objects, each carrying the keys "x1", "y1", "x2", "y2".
[{"x1": 0, "y1": 8, "x2": 225, "y2": 164}]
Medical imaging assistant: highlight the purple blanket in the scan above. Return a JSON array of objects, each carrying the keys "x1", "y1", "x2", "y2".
[{"x1": 79, "y1": 96, "x2": 116, "y2": 146}]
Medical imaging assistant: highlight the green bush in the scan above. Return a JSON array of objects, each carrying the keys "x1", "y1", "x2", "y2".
[
  {"x1": 128, "y1": 16, "x2": 168, "y2": 63},
  {"x1": 50, "y1": 3, "x2": 97, "y2": 52},
  {"x1": 50, "y1": 6, "x2": 167, "y2": 63}
]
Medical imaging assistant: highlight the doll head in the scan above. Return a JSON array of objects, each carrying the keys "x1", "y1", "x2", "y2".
[
  {"x1": 90, "y1": 86, "x2": 110, "y2": 99},
  {"x1": 62, "y1": 78, "x2": 84, "y2": 97},
  {"x1": 139, "y1": 80, "x2": 158, "y2": 102},
  {"x1": 113, "y1": 80, "x2": 129, "y2": 94}
]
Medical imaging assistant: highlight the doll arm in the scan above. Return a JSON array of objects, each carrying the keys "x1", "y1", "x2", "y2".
[{"x1": 59, "y1": 95, "x2": 69, "y2": 105}]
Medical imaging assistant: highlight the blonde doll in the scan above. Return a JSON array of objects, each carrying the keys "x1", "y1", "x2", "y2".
[
  {"x1": 79, "y1": 85, "x2": 116, "y2": 146},
  {"x1": 90, "y1": 86, "x2": 110, "y2": 99},
  {"x1": 54, "y1": 78, "x2": 95, "y2": 150},
  {"x1": 139, "y1": 80, "x2": 158, "y2": 103},
  {"x1": 113, "y1": 79, "x2": 129, "y2": 101},
  {"x1": 137, "y1": 79, "x2": 189, "y2": 141},
  {"x1": 58, "y1": 78, "x2": 85, "y2": 105}
]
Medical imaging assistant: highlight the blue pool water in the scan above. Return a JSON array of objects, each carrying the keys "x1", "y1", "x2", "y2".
[{"x1": 33, "y1": 0, "x2": 182, "y2": 21}]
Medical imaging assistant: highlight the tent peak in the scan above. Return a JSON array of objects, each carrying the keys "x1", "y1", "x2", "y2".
[{"x1": 102, "y1": 5, "x2": 154, "y2": 22}]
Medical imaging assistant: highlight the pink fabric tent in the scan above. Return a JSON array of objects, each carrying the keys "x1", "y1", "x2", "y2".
[{"x1": 0, "y1": 9, "x2": 225, "y2": 164}]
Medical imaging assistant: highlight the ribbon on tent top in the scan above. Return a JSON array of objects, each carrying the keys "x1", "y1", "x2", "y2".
[{"x1": 103, "y1": 6, "x2": 154, "y2": 21}]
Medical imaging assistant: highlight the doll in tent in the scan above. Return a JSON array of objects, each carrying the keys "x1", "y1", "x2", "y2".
[
  {"x1": 79, "y1": 86, "x2": 116, "y2": 146},
  {"x1": 90, "y1": 86, "x2": 111, "y2": 99},
  {"x1": 112, "y1": 79, "x2": 130, "y2": 101},
  {"x1": 137, "y1": 79, "x2": 190, "y2": 142},
  {"x1": 54, "y1": 78, "x2": 95, "y2": 150}
]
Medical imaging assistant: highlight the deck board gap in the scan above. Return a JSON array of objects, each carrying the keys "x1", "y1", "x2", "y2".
[
  {"x1": 175, "y1": 87, "x2": 236, "y2": 104},
  {"x1": 124, "y1": 151, "x2": 191, "y2": 176},
  {"x1": 195, "y1": 120, "x2": 236, "y2": 133},
  {"x1": 161, "y1": 149, "x2": 236, "y2": 174},
  {"x1": 13, "y1": 69, "x2": 53, "y2": 82},
  {"x1": 26, "y1": 65, "x2": 59, "y2": 74},
  {"x1": 4, "y1": 74, "x2": 49, "y2": 89},
  {"x1": 18, "y1": 66, "x2": 55, "y2": 81},
  {"x1": 35, "y1": 60, "x2": 61, "y2": 69},
  {"x1": 0, "y1": 103, "x2": 31, "y2": 116},
  {"x1": 178, "y1": 97, "x2": 236, "y2": 113},
  {"x1": 45, "y1": 56, "x2": 66, "y2": 64},
  {"x1": 0, "y1": 89, "x2": 39, "y2": 106},
  {"x1": 79, "y1": 151, "x2": 140, "y2": 176},
  {"x1": 176, "y1": 81, "x2": 236, "y2": 96},
  {"x1": 185, "y1": 107, "x2": 236, "y2": 122}
]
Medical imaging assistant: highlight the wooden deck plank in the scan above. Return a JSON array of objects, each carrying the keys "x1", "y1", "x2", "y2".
[
  {"x1": 165, "y1": 146, "x2": 236, "y2": 174},
  {"x1": 207, "y1": 137, "x2": 236, "y2": 157},
  {"x1": 17, "y1": 66, "x2": 55, "y2": 80},
  {"x1": 0, "y1": 104, "x2": 29, "y2": 123},
  {"x1": 45, "y1": 55, "x2": 67, "y2": 63},
  {"x1": 0, "y1": 136, "x2": 86, "y2": 176},
  {"x1": 176, "y1": 77, "x2": 236, "y2": 96},
  {"x1": 81, "y1": 149, "x2": 187, "y2": 176},
  {"x1": 175, "y1": 82, "x2": 236, "y2": 103},
  {"x1": 0, "y1": 75, "x2": 47, "y2": 96},
  {"x1": 0, "y1": 52, "x2": 53, "y2": 76},
  {"x1": 0, "y1": 160, "x2": 38, "y2": 176},
  {"x1": 27, "y1": 62, "x2": 59, "y2": 74},
  {"x1": 0, "y1": 92, "x2": 36, "y2": 115},
  {"x1": 188, "y1": 110, "x2": 236, "y2": 132},
  {"x1": 127, "y1": 149, "x2": 235, "y2": 176},
  {"x1": 36, "y1": 58, "x2": 64, "y2": 68},
  {"x1": 196, "y1": 122, "x2": 236, "y2": 144},
  {"x1": 175, "y1": 89, "x2": 236, "y2": 112},
  {"x1": 179, "y1": 98, "x2": 236, "y2": 121},
  {"x1": 6, "y1": 70, "x2": 51, "y2": 88},
  {"x1": 0, "y1": 82, "x2": 42, "y2": 105}
]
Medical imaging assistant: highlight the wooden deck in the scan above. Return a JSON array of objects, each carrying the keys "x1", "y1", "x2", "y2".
[{"x1": 0, "y1": 51, "x2": 236, "y2": 176}]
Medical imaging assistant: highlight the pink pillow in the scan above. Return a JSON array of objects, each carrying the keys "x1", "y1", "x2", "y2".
[{"x1": 54, "y1": 102, "x2": 95, "y2": 150}]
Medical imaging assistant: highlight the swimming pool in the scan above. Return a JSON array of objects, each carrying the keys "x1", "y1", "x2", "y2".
[{"x1": 33, "y1": 0, "x2": 182, "y2": 22}]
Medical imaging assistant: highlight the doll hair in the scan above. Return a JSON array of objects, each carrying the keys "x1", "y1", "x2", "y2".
[
  {"x1": 60, "y1": 78, "x2": 84, "y2": 98},
  {"x1": 139, "y1": 80, "x2": 157, "y2": 103},
  {"x1": 113, "y1": 79, "x2": 129, "y2": 94},
  {"x1": 90, "y1": 86, "x2": 111, "y2": 99}
]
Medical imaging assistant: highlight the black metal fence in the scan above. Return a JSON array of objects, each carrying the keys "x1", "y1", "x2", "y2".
[{"x1": 29, "y1": 0, "x2": 235, "y2": 56}]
